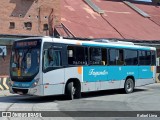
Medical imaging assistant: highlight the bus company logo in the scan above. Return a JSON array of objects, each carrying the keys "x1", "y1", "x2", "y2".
[
  {"x1": 2, "y1": 112, "x2": 11, "y2": 117},
  {"x1": 89, "y1": 69, "x2": 108, "y2": 77},
  {"x1": 2, "y1": 112, "x2": 42, "y2": 118}
]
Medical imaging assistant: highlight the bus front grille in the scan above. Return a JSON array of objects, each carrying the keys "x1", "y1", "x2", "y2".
[{"x1": 12, "y1": 88, "x2": 28, "y2": 94}]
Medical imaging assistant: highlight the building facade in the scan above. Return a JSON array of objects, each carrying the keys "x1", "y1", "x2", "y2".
[
  {"x1": 0, "y1": 0, "x2": 61, "y2": 36},
  {"x1": 0, "y1": 0, "x2": 61, "y2": 76}
]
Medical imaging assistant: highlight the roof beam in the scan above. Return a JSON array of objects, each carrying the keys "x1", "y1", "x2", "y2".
[
  {"x1": 124, "y1": 1, "x2": 150, "y2": 18},
  {"x1": 84, "y1": 0, "x2": 104, "y2": 14}
]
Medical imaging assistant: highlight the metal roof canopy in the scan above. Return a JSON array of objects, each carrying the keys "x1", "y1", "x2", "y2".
[
  {"x1": 124, "y1": 1, "x2": 150, "y2": 18},
  {"x1": 84, "y1": 0, "x2": 104, "y2": 14}
]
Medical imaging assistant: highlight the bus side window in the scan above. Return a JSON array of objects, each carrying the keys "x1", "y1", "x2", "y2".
[
  {"x1": 85, "y1": 47, "x2": 88, "y2": 65},
  {"x1": 67, "y1": 46, "x2": 87, "y2": 65},
  {"x1": 109, "y1": 49, "x2": 117, "y2": 65},
  {"x1": 125, "y1": 50, "x2": 138, "y2": 66},
  {"x1": 67, "y1": 46, "x2": 74, "y2": 65},
  {"x1": 90, "y1": 47, "x2": 102, "y2": 65},
  {"x1": 44, "y1": 48, "x2": 55, "y2": 68},
  {"x1": 43, "y1": 48, "x2": 62, "y2": 69},
  {"x1": 75, "y1": 47, "x2": 85, "y2": 65},
  {"x1": 151, "y1": 51, "x2": 156, "y2": 66},
  {"x1": 117, "y1": 49, "x2": 124, "y2": 65},
  {"x1": 146, "y1": 51, "x2": 151, "y2": 65},
  {"x1": 101, "y1": 48, "x2": 107, "y2": 65},
  {"x1": 43, "y1": 50, "x2": 49, "y2": 69},
  {"x1": 68, "y1": 49, "x2": 74, "y2": 65},
  {"x1": 49, "y1": 50, "x2": 62, "y2": 67},
  {"x1": 139, "y1": 51, "x2": 151, "y2": 65}
]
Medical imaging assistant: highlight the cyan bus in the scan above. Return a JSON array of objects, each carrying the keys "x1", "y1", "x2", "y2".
[{"x1": 9, "y1": 37, "x2": 156, "y2": 99}]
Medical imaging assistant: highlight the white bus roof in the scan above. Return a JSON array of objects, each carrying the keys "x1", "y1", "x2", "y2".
[{"x1": 14, "y1": 37, "x2": 156, "y2": 51}]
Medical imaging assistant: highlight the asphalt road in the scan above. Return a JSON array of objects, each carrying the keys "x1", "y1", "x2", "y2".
[{"x1": 0, "y1": 83, "x2": 160, "y2": 120}]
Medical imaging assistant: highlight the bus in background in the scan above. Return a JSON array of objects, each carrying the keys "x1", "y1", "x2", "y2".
[{"x1": 9, "y1": 37, "x2": 156, "y2": 100}]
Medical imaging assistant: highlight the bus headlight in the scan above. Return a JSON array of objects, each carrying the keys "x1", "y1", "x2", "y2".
[{"x1": 31, "y1": 78, "x2": 40, "y2": 88}]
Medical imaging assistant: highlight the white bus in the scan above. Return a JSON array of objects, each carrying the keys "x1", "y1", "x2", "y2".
[{"x1": 9, "y1": 37, "x2": 156, "y2": 99}]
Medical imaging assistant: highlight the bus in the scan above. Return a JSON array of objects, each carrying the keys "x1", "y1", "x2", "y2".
[{"x1": 9, "y1": 37, "x2": 156, "y2": 100}]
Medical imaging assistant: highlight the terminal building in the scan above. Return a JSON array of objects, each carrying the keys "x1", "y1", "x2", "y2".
[{"x1": 0, "y1": 0, "x2": 61, "y2": 76}]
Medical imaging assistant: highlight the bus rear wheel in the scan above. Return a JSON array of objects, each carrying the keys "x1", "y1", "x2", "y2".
[{"x1": 124, "y1": 78, "x2": 134, "y2": 94}]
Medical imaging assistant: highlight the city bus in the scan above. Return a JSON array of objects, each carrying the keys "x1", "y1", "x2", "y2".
[{"x1": 9, "y1": 37, "x2": 156, "y2": 100}]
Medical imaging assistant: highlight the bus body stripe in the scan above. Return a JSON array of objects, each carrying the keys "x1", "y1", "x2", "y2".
[{"x1": 83, "y1": 66, "x2": 153, "y2": 82}]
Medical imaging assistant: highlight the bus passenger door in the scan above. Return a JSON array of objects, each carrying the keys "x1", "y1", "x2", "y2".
[
  {"x1": 107, "y1": 49, "x2": 123, "y2": 89},
  {"x1": 42, "y1": 43, "x2": 65, "y2": 96},
  {"x1": 107, "y1": 66, "x2": 122, "y2": 89},
  {"x1": 138, "y1": 51, "x2": 154, "y2": 86}
]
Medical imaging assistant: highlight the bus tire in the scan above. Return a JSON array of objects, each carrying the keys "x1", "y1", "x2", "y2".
[
  {"x1": 124, "y1": 78, "x2": 134, "y2": 94},
  {"x1": 66, "y1": 81, "x2": 81, "y2": 100},
  {"x1": 67, "y1": 82, "x2": 75, "y2": 100},
  {"x1": 75, "y1": 84, "x2": 81, "y2": 99}
]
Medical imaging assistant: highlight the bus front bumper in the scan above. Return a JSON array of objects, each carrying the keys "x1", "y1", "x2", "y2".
[{"x1": 9, "y1": 86, "x2": 43, "y2": 96}]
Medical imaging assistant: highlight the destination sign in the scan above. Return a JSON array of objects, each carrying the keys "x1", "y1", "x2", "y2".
[
  {"x1": 16, "y1": 41, "x2": 37, "y2": 47},
  {"x1": 15, "y1": 40, "x2": 41, "y2": 48}
]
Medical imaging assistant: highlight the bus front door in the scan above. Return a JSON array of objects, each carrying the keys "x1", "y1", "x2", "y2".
[{"x1": 42, "y1": 43, "x2": 65, "y2": 96}]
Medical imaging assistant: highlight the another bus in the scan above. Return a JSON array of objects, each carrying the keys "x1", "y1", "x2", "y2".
[{"x1": 9, "y1": 37, "x2": 156, "y2": 99}]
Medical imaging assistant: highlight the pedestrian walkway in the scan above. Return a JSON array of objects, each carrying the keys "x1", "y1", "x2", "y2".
[{"x1": 0, "y1": 90, "x2": 10, "y2": 96}]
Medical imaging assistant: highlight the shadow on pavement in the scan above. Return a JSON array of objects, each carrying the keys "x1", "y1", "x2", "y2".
[{"x1": 81, "y1": 88, "x2": 148, "y2": 98}]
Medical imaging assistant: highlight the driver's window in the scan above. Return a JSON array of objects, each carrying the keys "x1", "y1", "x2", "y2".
[
  {"x1": 43, "y1": 50, "x2": 49, "y2": 69},
  {"x1": 43, "y1": 48, "x2": 62, "y2": 69}
]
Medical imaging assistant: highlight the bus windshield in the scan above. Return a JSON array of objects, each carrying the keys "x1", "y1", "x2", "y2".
[{"x1": 10, "y1": 40, "x2": 41, "y2": 79}]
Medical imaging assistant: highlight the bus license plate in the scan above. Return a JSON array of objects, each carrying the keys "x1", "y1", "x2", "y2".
[{"x1": 17, "y1": 91, "x2": 23, "y2": 95}]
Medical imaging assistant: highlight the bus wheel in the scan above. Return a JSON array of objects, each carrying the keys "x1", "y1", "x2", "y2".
[
  {"x1": 67, "y1": 82, "x2": 75, "y2": 100},
  {"x1": 124, "y1": 78, "x2": 134, "y2": 94}
]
